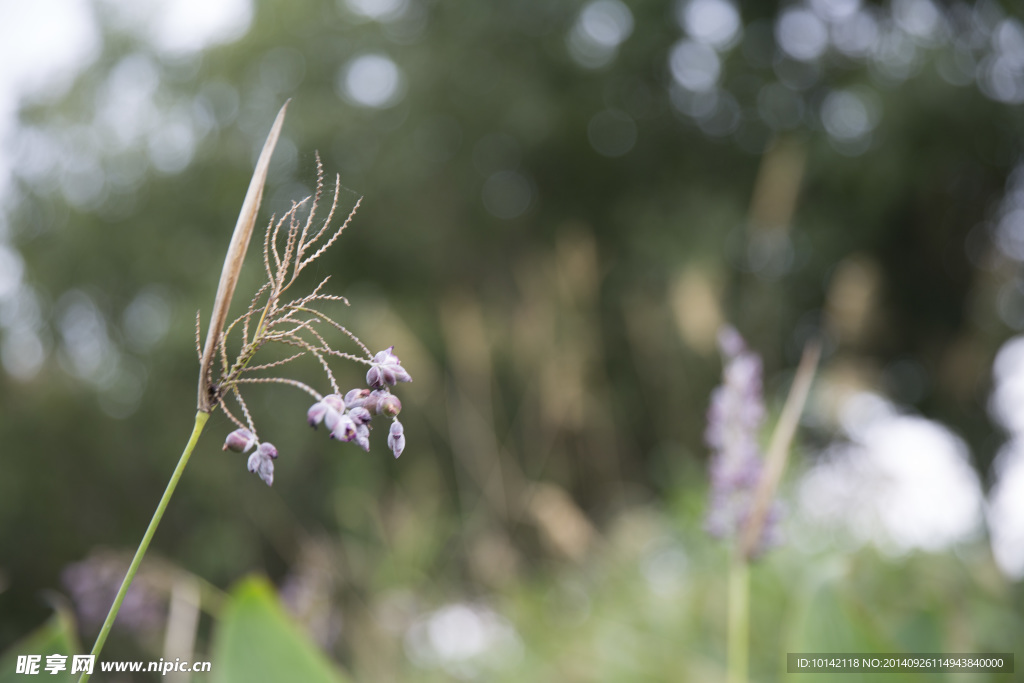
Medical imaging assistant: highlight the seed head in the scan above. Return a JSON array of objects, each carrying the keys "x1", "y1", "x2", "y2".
[{"x1": 199, "y1": 106, "x2": 413, "y2": 484}]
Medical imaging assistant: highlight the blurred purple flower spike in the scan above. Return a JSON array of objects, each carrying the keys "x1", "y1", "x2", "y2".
[{"x1": 705, "y1": 326, "x2": 782, "y2": 555}]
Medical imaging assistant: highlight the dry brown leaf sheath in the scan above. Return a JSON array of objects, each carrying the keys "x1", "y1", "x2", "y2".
[{"x1": 198, "y1": 101, "x2": 289, "y2": 412}]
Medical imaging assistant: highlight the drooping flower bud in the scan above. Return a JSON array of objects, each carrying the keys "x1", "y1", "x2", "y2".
[
  {"x1": 321, "y1": 395, "x2": 346, "y2": 432},
  {"x1": 361, "y1": 389, "x2": 384, "y2": 414},
  {"x1": 308, "y1": 394, "x2": 345, "y2": 430},
  {"x1": 330, "y1": 414, "x2": 357, "y2": 442},
  {"x1": 223, "y1": 428, "x2": 257, "y2": 453},
  {"x1": 344, "y1": 388, "x2": 371, "y2": 408},
  {"x1": 348, "y1": 406, "x2": 372, "y2": 425},
  {"x1": 354, "y1": 423, "x2": 371, "y2": 452},
  {"x1": 323, "y1": 394, "x2": 345, "y2": 412},
  {"x1": 247, "y1": 445, "x2": 276, "y2": 486},
  {"x1": 366, "y1": 366, "x2": 384, "y2": 390},
  {"x1": 307, "y1": 401, "x2": 329, "y2": 427},
  {"x1": 378, "y1": 393, "x2": 402, "y2": 417},
  {"x1": 387, "y1": 420, "x2": 405, "y2": 458},
  {"x1": 366, "y1": 346, "x2": 412, "y2": 389}
]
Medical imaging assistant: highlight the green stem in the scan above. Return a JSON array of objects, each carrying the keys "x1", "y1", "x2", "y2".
[
  {"x1": 727, "y1": 553, "x2": 750, "y2": 683},
  {"x1": 78, "y1": 411, "x2": 210, "y2": 683}
]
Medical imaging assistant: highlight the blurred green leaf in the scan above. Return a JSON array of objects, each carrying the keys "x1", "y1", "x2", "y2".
[
  {"x1": 793, "y1": 578, "x2": 890, "y2": 654},
  {"x1": 211, "y1": 576, "x2": 350, "y2": 683},
  {"x1": 0, "y1": 609, "x2": 79, "y2": 683}
]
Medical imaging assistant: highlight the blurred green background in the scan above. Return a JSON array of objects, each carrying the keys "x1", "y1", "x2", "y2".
[{"x1": 1, "y1": 0, "x2": 1023, "y2": 680}]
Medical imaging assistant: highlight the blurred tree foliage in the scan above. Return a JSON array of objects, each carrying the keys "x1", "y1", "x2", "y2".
[{"x1": 2, "y1": 0, "x2": 1024, "y2": 677}]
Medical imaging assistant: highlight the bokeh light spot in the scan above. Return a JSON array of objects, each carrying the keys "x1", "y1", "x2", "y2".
[
  {"x1": 341, "y1": 0, "x2": 409, "y2": 22},
  {"x1": 567, "y1": 0, "x2": 634, "y2": 69},
  {"x1": 678, "y1": 0, "x2": 741, "y2": 50},
  {"x1": 820, "y1": 88, "x2": 880, "y2": 145},
  {"x1": 776, "y1": 8, "x2": 829, "y2": 61},
  {"x1": 579, "y1": 0, "x2": 633, "y2": 49},
  {"x1": 339, "y1": 54, "x2": 405, "y2": 109},
  {"x1": 669, "y1": 39, "x2": 721, "y2": 92},
  {"x1": 809, "y1": 0, "x2": 861, "y2": 23}
]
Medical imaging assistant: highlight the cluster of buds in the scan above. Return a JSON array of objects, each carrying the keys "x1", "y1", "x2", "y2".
[
  {"x1": 223, "y1": 428, "x2": 279, "y2": 486},
  {"x1": 704, "y1": 327, "x2": 782, "y2": 554},
  {"x1": 306, "y1": 347, "x2": 410, "y2": 458},
  {"x1": 223, "y1": 347, "x2": 411, "y2": 485},
  {"x1": 197, "y1": 137, "x2": 417, "y2": 488}
]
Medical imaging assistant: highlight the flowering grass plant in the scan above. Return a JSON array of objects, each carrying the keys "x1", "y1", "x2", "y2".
[
  {"x1": 77, "y1": 103, "x2": 409, "y2": 682},
  {"x1": 705, "y1": 327, "x2": 819, "y2": 683}
]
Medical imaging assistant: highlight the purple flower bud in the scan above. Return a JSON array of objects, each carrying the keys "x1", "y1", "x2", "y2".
[
  {"x1": 378, "y1": 393, "x2": 402, "y2": 417},
  {"x1": 309, "y1": 394, "x2": 345, "y2": 430},
  {"x1": 330, "y1": 414, "x2": 357, "y2": 442},
  {"x1": 361, "y1": 389, "x2": 384, "y2": 414},
  {"x1": 344, "y1": 388, "x2": 371, "y2": 408},
  {"x1": 387, "y1": 420, "x2": 405, "y2": 458},
  {"x1": 257, "y1": 442, "x2": 278, "y2": 460},
  {"x1": 324, "y1": 408, "x2": 340, "y2": 432},
  {"x1": 354, "y1": 423, "x2": 371, "y2": 452},
  {"x1": 223, "y1": 428, "x2": 257, "y2": 453},
  {"x1": 371, "y1": 347, "x2": 398, "y2": 365},
  {"x1": 320, "y1": 395, "x2": 344, "y2": 430},
  {"x1": 307, "y1": 401, "x2": 329, "y2": 427},
  {"x1": 366, "y1": 346, "x2": 412, "y2": 389},
  {"x1": 348, "y1": 406, "x2": 372, "y2": 425},
  {"x1": 323, "y1": 394, "x2": 345, "y2": 412},
  {"x1": 247, "y1": 448, "x2": 275, "y2": 487}
]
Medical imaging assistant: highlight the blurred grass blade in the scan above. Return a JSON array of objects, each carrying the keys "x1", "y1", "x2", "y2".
[{"x1": 198, "y1": 101, "x2": 289, "y2": 412}]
